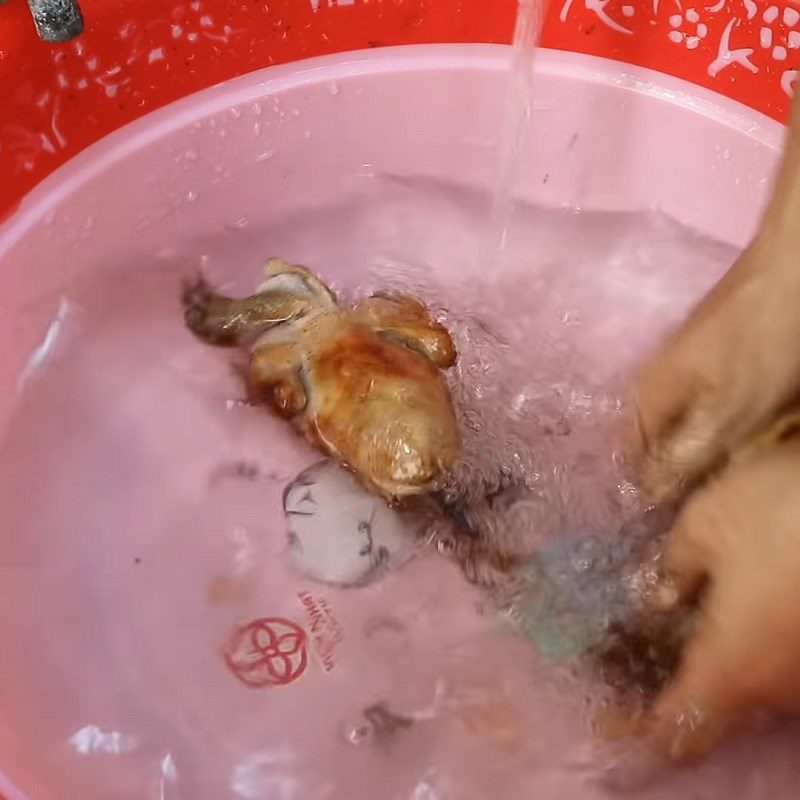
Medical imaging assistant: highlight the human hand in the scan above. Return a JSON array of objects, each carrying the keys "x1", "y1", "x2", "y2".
[
  {"x1": 647, "y1": 441, "x2": 800, "y2": 760},
  {"x1": 635, "y1": 235, "x2": 800, "y2": 502}
]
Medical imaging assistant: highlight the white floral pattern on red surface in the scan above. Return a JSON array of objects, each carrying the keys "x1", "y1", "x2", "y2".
[{"x1": 559, "y1": 0, "x2": 800, "y2": 96}]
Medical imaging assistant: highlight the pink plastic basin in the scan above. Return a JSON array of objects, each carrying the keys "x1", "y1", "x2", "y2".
[{"x1": 0, "y1": 46, "x2": 791, "y2": 799}]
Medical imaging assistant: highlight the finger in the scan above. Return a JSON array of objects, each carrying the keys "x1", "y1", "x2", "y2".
[
  {"x1": 650, "y1": 624, "x2": 739, "y2": 761},
  {"x1": 642, "y1": 528, "x2": 708, "y2": 614},
  {"x1": 661, "y1": 501, "x2": 713, "y2": 606},
  {"x1": 634, "y1": 356, "x2": 692, "y2": 457},
  {"x1": 641, "y1": 403, "x2": 727, "y2": 504}
]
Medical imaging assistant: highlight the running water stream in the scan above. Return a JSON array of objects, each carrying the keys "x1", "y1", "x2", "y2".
[{"x1": 486, "y1": 0, "x2": 546, "y2": 265}]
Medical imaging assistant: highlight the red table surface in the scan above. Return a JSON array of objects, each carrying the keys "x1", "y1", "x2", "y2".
[{"x1": 0, "y1": 0, "x2": 798, "y2": 221}]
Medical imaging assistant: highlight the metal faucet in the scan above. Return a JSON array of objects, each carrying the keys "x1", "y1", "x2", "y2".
[{"x1": 1, "y1": 0, "x2": 84, "y2": 42}]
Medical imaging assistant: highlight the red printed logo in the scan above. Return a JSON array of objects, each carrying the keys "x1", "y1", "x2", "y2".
[{"x1": 224, "y1": 617, "x2": 308, "y2": 688}]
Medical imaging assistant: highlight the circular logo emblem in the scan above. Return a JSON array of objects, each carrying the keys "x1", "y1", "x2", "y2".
[{"x1": 224, "y1": 617, "x2": 308, "y2": 688}]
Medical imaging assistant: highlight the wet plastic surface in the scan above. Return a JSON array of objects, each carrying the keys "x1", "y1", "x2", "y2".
[
  {"x1": 0, "y1": 47, "x2": 794, "y2": 799},
  {"x1": 3, "y1": 0, "x2": 800, "y2": 220}
]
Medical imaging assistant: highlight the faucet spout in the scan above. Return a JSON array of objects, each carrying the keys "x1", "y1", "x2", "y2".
[{"x1": 27, "y1": 0, "x2": 84, "y2": 42}]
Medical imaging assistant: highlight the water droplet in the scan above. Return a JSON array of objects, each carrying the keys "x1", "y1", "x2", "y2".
[
  {"x1": 560, "y1": 309, "x2": 581, "y2": 326},
  {"x1": 256, "y1": 149, "x2": 275, "y2": 162},
  {"x1": 214, "y1": 165, "x2": 224, "y2": 174},
  {"x1": 328, "y1": 82, "x2": 340, "y2": 96},
  {"x1": 291, "y1": 108, "x2": 301, "y2": 118},
  {"x1": 233, "y1": 216, "x2": 249, "y2": 229},
  {"x1": 185, "y1": 149, "x2": 198, "y2": 161},
  {"x1": 303, "y1": 130, "x2": 311, "y2": 140},
  {"x1": 253, "y1": 122, "x2": 262, "y2": 136},
  {"x1": 344, "y1": 722, "x2": 371, "y2": 745},
  {"x1": 229, "y1": 107, "x2": 242, "y2": 119},
  {"x1": 186, "y1": 190, "x2": 198, "y2": 203},
  {"x1": 251, "y1": 101, "x2": 262, "y2": 116}
]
